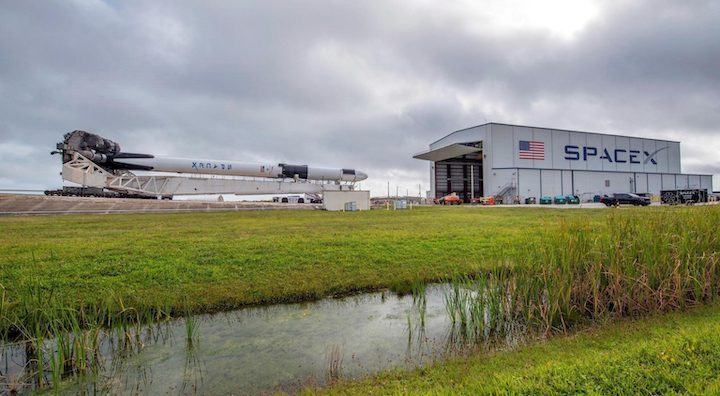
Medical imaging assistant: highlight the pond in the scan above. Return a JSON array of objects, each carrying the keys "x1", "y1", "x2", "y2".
[{"x1": 1, "y1": 283, "x2": 529, "y2": 395}]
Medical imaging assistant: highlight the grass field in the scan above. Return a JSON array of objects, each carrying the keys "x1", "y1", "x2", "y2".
[
  {"x1": 0, "y1": 205, "x2": 718, "y2": 336},
  {"x1": 315, "y1": 303, "x2": 720, "y2": 395},
  {"x1": 2, "y1": 205, "x2": 719, "y2": 392},
  {"x1": 0, "y1": 207, "x2": 602, "y2": 315}
]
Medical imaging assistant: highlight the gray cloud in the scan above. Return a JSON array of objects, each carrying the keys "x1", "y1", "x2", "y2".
[{"x1": 1, "y1": 0, "x2": 718, "y2": 195}]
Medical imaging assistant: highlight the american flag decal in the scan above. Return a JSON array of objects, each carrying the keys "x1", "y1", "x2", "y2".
[{"x1": 518, "y1": 140, "x2": 545, "y2": 160}]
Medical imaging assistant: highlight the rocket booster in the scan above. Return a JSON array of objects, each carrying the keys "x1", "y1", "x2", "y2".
[
  {"x1": 108, "y1": 154, "x2": 368, "y2": 182},
  {"x1": 58, "y1": 131, "x2": 367, "y2": 183}
]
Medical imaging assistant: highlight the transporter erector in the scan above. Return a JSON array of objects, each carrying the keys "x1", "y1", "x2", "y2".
[{"x1": 54, "y1": 130, "x2": 367, "y2": 199}]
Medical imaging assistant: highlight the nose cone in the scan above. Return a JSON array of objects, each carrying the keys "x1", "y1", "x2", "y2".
[{"x1": 356, "y1": 171, "x2": 368, "y2": 181}]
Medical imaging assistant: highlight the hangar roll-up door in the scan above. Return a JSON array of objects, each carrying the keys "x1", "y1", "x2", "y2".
[{"x1": 434, "y1": 159, "x2": 482, "y2": 201}]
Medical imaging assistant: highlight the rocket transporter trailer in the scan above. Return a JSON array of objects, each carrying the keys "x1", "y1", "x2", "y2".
[{"x1": 52, "y1": 131, "x2": 369, "y2": 208}]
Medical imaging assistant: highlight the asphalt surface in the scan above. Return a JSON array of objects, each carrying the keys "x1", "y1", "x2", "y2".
[{"x1": 0, "y1": 194, "x2": 320, "y2": 216}]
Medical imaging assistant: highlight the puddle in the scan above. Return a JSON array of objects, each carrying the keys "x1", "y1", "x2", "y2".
[{"x1": 1, "y1": 284, "x2": 530, "y2": 395}]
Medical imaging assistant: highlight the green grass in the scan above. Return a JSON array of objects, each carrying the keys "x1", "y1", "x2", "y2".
[
  {"x1": 435, "y1": 205, "x2": 720, "y2": 340},
  {"x1": 0, "y1": 207, "x2": 602, "y2": 317},
  {"x1": 314, "y1": 303, "x2": 720, "y2": 395},
  {"x1": 1, "y1": 205, "x2": 719, "y2": 392},
  {"x1": 0, "y1": 205, "x2": 718, "y2": 337}
]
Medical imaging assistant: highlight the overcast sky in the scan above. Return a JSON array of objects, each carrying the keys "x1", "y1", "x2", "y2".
[{"x1": 1, "y1": 0, "x2": 719, "y2": 196}]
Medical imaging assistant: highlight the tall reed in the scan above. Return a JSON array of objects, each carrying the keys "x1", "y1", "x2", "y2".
[
  {"x1": 442, "y1": 207, "x2": 720, "y2": 342},
  {"x1": 325, "y1": 343, "x2": 344, "y2": 382},
  {"x1": 0, "y1": 286, "x2": 169, "y2": 393}
]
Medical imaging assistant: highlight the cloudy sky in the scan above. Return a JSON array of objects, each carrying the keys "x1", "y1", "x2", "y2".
[{"x1": 1, "y1": 0, "x2": 718, "y2": 196}]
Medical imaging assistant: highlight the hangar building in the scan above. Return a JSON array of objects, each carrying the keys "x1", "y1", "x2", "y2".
[{"x1": 414, "y1": 123, "x2": 713, "y2": 202}]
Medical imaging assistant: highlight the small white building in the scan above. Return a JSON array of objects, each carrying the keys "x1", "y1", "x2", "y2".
[
  {"x1": 414, "y1": 123, "x2": 713, "y2": 202},
  {"x1": 323, "y1": 190, "x2": 371, "y2": 211}
]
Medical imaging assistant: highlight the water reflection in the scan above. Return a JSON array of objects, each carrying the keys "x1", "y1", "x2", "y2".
[{"x1": 1, "y1": 283, "x2": 533, "y2": 395}]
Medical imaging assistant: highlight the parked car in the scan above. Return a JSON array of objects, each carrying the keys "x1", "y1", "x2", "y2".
[
  {"x1": 280, "y1": 195, "x2": 305, "y2": 203},
  {"x1": 539, "y1": 196, "x2": 552, "y2": 205},
  {"x1": 553, "y1": 195, "x2": 567, "y2": 204},
  {"x1": 600, "y1": 193, "x2": 651, "y2": 207},
  {"x1": 566, "y1": 195, "x2": 580, "y2": 204},
  {"x1": 524, "y1": 197, "x2": 537, "y2": 204}
]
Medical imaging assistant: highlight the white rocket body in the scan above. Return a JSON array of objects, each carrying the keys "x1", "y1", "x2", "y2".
[
  {"x1": 110, "y1": 156, "x2": 368, "y2": 182},
  {"x1": 59, "y1": 130, "x2": 368, "y2": 183}
]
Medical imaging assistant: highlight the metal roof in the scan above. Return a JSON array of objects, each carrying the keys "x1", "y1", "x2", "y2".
[
  {"x1": 413, "y1": 143, "x2": 481, "y2": 162},
  {"x1": 430, "y1": 122, "x2": 681, "y2": 146}
]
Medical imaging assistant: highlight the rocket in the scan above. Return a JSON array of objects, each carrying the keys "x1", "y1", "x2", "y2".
[
  {"x1": 106, "y1": 154, "x2": 367, "y2": 182},
  {"x1": 58, "y1": 130, "x2": 368, "y2": 183}
]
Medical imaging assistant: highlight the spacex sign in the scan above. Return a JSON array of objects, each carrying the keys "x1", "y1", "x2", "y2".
[
  {"x1": 564, "y1": 145, "x2": 668, "y2": 164},
  {"x1": 505, "y1": 128, "x2": 680, "y2": 173}
]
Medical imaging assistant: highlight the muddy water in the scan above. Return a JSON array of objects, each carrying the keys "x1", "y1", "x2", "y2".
[{"x1": 1, "y1": 284, "x2": 524, "y2": 395}]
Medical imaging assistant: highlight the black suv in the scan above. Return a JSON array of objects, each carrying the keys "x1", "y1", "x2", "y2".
[{"x1": 600, "y1": 193, "x2": 651, "y2": 207}]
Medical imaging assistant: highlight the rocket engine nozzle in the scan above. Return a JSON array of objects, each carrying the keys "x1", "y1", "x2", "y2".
[{"x1": 62, "y1": 130, "x2": 121, "y2": 163}]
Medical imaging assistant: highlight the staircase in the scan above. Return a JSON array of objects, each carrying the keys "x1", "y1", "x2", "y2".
[{"x1": 492, "y1": 182, "x2": 516, "y2": 203}]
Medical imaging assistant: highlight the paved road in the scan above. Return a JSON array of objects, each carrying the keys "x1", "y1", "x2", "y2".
[{"x1": 0, "y1": 194, "x2": 319, "y2": 216}]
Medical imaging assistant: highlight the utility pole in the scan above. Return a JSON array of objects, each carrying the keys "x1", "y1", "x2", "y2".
[
  {"x1": 396, "y1": 186, "x2": 399, "y2": 198},
  {"x1": 387, "y1": 181, "x2": 390, "y2": 199}
]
